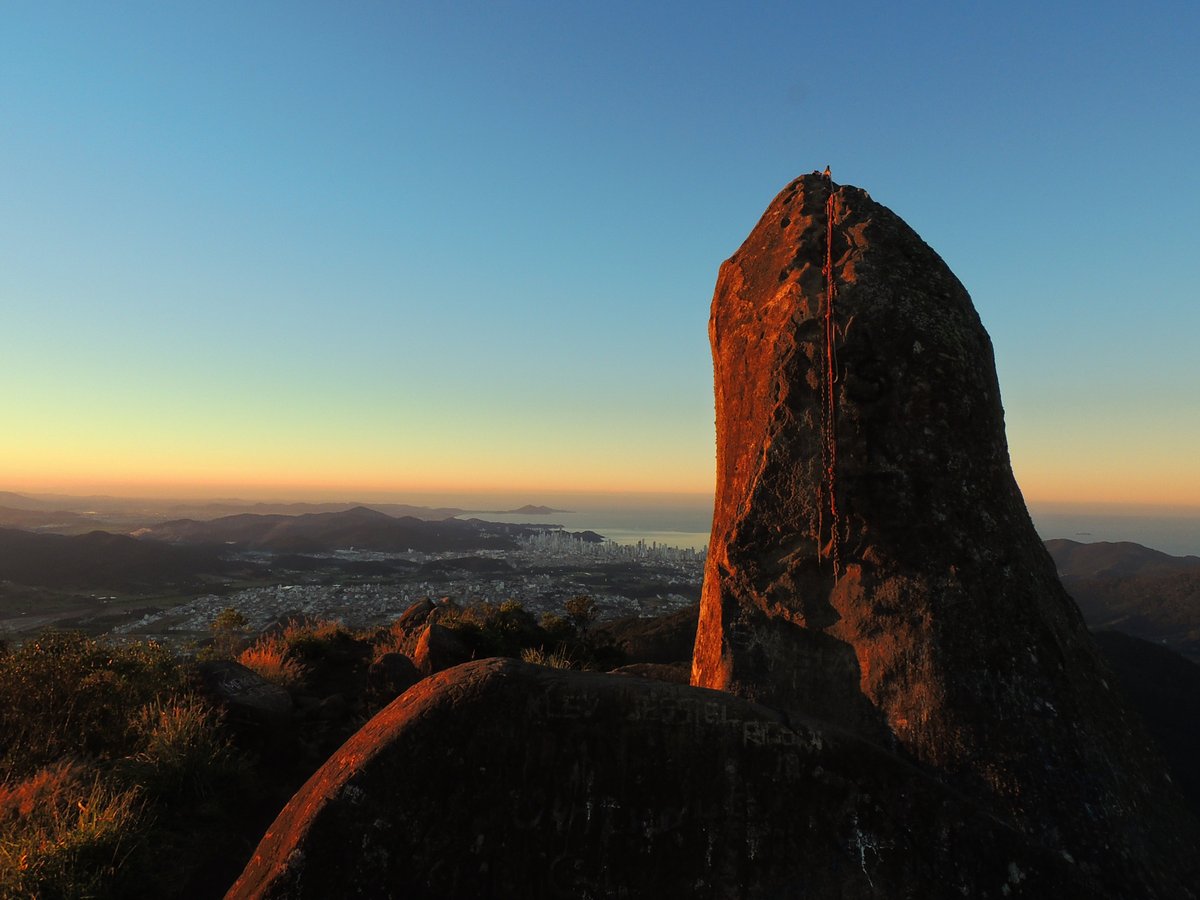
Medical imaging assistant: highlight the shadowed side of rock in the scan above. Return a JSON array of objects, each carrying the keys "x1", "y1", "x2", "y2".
[
  {"x1": 228, "y1": 659, "x2": 1095, "y2": 900},
  {"x1": 692, "y1": 172, "x2": 1199, "y2": 895}
]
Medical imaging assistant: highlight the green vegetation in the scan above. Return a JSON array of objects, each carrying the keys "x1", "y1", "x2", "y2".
[
  {"x1": 238, "y1": 637, "x2": 307, "y2": 687},
  {"x1": 205, "y1": 607, "x2": 249, "y2": 660},
  {"x1": 433, "y1": 596, "x2": 620, "y2": 669},
  {"x1": 0, "y1": 632, "x2": 249, "y2": 899},
  {"x1": 564, "y1": 594, "x2": 599, "y2": 634},
  {"x1": 0, "y1": 631, "x2": 187, "y2": 775},
  {"x1": 0, "y1": 763, "x2": 145, "y2": 900},
  {"x1": 435, "y1": 598, "x2": 545, "y2": 659},
  {"x1": 237, "y1": 619, "x2": 359, "y2": 689},
  {"x1": 0, "y1": 595, "x2": 627, "y2": 896}
]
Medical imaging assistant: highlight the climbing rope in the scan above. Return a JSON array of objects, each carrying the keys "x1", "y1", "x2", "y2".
[{"x1": 820, "y1": 171, "x2": 841, "y2": 579}]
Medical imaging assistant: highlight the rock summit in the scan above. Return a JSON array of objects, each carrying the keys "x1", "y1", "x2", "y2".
[
  {"x1": 229, "y1": 173, "x2": 1197, "y2": 898},
  {"x1": 692, "y1": 171, "x2": 1197, "y2": 893}
]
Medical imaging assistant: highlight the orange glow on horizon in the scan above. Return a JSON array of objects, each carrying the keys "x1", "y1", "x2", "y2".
[
  {"x1": 1011, "y1": 462, "x2": 1200, "y2": 511},
  {"x1": 0, "y1": 467, "x2": 716, "y2": 504},
  {"x1": 5, "y1": 467, "x2": 1199, "y2": 517},
  {"x1": 4, "y1": 436, "x2": 1196, "y2": 511}
]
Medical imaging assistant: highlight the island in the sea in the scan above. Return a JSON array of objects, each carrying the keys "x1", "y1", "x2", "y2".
[{"x1": 494, "y1": 504, "x2": 571, "y2": 515}]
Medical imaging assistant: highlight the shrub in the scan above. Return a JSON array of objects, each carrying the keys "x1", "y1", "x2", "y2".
[
  {"x1": 205, "y1": 607, "x2": 249, "y2": 660},
  {"x1": 0, "y1": 632, "x2": 187, "y2": 778},
  {"x1": 237, "y1": 618, "x2": 364, "y2": 694},
  {"x1": 564, "y1": 595, "x2": 598, "y2": 634},
  {"x1": 539, "y1": 612, "x2": 574, "y2": 643},
  {"x1": 370, "y1": 625, "x2": 411, "y2": 663},
  {"x1": 278, "y1": 618, "x2": 353, "y2": 663},
  {"x1": 434, "y1": 600, "x2": 545, "y2": 659},
  {"x1": 123, "y1": 696, "x2": 244, "y2": 802},
  {"x1": 0, "y1": 632, "x2": 255, "y2": 898}
]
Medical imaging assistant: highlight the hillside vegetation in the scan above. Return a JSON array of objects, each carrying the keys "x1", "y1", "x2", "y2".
[{"x1": 0, "y1": 595, "x2": 627, "y2": 897}]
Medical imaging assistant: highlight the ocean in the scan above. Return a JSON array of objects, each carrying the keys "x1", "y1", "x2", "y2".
[
  {"x1": 460, "y1": 498, "x2": 713, "y2": 551},
  {"x1": 465, "y1": 499, "x2": 1200, "y2": 558},
  {"x1": 1028, "y1": 506, "x2": 1200, "y2": 558}
]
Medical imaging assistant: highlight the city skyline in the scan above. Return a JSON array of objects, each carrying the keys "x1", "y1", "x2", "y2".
[{"x1": 3, "y1": 2, "x2": 1198, "y2": 509}]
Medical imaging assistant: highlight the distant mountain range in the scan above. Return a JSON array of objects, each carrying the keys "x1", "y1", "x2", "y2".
[
  {"x1": 0, "y1": 491, "x2": 63, "y2": 510},
  {"x1": 2, "y1": 497, "x2": 1196, "y2": 661},
  {"x1": 0, "y1": 504, "x2": 102, "y2": 532},
  {"x1": 135, "y1": 506, "x2": 561, "y2": 554},
  {"x1": 0, "y1": 507, "x2": 602, "y2": 594},
  {"x1": 0, "y1": 527, "x2": 233, "y2": 590},
  {"x1": 1045, "y1": 539, "x2": 1200, "y2": 661},
  {"x1": 1045, "y1": 538, "x2": 1200, "y2": 578},
  {"x1": 0, "y1": 491, "x2": 569, "y2": 530}
]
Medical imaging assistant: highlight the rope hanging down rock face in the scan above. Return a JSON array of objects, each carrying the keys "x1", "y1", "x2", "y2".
[{"x1": 820, "y1": 171, "x2": 841, "y2": 579}]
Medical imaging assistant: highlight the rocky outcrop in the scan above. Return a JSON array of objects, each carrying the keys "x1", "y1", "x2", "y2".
[
  {"x1": 228, "y1": 659, "x2": 1091, "y2": 899},
  {"x1": 393, "y1": 597, "x2": 437, "y2": 632},
  {"x1": 197, "y1": 659, "x2": 292, "y2": 726},
  {"x1": 410, "y1": 622, "x2": 471, "y2": 675},
  {"x1": 692, "y1": 172, "x2": 1197, "y2": 893}
]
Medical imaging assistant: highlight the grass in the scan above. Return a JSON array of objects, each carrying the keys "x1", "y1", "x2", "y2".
[
  {"x1": 370, "y1": 624, "x2": 411, "y2": 663},
  {"x1": 124, "y1": 696, "x2": 244, "y2": 801},
  {"x1": 238, "y1": 638, "x2": 307, "y2": 687},
  {"x1": 0, "y1": 631, "x2": 187, "y2": 777},
  {"x1": 0, "y1": 631, "x2": 254, "y2": 899},
  {"x1": 520, "y1": 644, "x2": 577, "y2": 669},
  {"x1": 0, "y1": 597, "x2": 624, "y2": 896},
  {"x1": 236, "y1": 617, "x2": 360, "y2": 690},
  {"x1": 0, "y1": 763, "x2": 146, "y2": 900}
]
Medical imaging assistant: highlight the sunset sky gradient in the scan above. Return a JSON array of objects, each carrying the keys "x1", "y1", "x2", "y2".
[{"x1": 3, "y1": 1, "x2": 1198, "y2": 508}]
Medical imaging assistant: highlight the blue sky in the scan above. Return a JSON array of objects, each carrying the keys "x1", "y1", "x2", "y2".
[{"x1": 2, "y1": 1, "x2": 1197, "y2": 505}]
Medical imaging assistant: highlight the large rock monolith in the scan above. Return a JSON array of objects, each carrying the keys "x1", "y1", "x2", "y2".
[
  {"x1": 692, "y1": 172, "x2": 1197, "y2": 893},
  {"x1": 227, "y1": 174, "x2": 1196, "y2": 900}
]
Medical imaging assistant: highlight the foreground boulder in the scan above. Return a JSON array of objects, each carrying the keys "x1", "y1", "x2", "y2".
[
  {"x1": 410, "y1": 622, "x2": 472, "y2": 675},
  {"x1": 229, "y1": 659, "x2": 1091, "y2": 899},
  {"x1": 197, "y1": 659, "x2": 292, "y2": 726},
  {"x1": 691, "y1": 172, "x2": 1197, "y2": 893}
]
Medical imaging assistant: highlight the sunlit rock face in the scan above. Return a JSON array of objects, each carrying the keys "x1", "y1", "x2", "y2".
[
  {"x1": 227, "y1": 175, "x2": 1196, "y2": 900},
  {"x1": 692, "y1": 172, "x2": 1198, "y2": 894}
]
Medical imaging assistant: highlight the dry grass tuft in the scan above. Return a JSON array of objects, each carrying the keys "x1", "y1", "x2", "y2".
[
  {"x1": 0, "y1": 764, "x2": 145, "y2": 899},
  {"x1": 520, "y1": 645, "x2": 577, "y2": 669},
  {"x1": 371, "y1": 625, "x2": 414, "y2": 663},
  {"x1": 238, "y1": 638, "x2": 306, "y2": 687}
]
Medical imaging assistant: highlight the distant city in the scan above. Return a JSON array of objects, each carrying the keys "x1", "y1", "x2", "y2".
[{"x1": 102, "y1": 530, "x2": 706, "y2": 647}]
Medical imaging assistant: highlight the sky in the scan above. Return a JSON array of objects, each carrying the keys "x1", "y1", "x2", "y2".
[{"x1": 2, "y1": 1, "x2": 1198, "y2": 509}]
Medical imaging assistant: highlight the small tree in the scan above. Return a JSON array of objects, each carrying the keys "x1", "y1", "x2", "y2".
[
  {"x1": 564, "y1": 595, "x2": 598, "y2": 635},
  {"x1": 209, "y1": 608, "x2": 248, "y2": 660}
]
